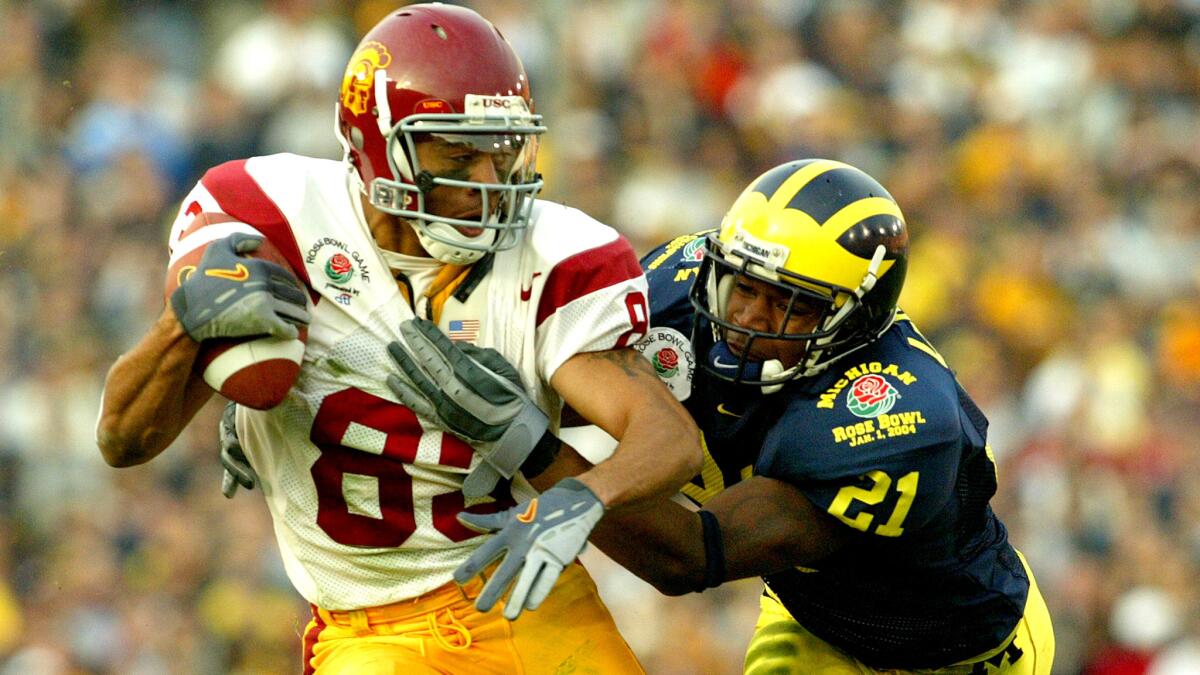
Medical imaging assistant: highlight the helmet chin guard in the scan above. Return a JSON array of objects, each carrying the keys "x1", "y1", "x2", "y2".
[
  {"x1": 704, "y1": 339, "x2": 792, "y2": 395},
  {"x1": 413, "y1": 220, "x2": 497, "y2": 265}
]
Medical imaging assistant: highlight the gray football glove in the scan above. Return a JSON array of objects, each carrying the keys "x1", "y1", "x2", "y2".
[
  {"x1": 219, "y1": 400, "x2": 258, "y2": 498},
  {"x1": 453, "y1": 477, "x2": 604, "y2": 620},
  {"x1": 170, "y1": 232, "x2": 310, "y2": 342},
  {"x1": 385, "y1": 317, "x2": 553, "y2": 499}
]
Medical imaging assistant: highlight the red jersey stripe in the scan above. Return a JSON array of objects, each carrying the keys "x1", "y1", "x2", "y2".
[
  {"x1": 201, "y1": 159, "x2": 318, "y2": 302},
  {"x1": 536, "y1": 236, "x2": 643, "y2": 326}
]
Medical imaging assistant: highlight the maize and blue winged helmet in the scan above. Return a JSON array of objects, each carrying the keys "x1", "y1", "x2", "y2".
[{"x1": 690, "y1": 159, "x2": 910, "y2": 392}]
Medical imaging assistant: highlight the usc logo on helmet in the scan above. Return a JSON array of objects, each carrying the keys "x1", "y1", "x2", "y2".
[
  {"x1": 414, "y1": 99, "x2": 452, "y2": 114},
  {"x1": 341, "y1": 41, "x2": 392, "y2": 116}
]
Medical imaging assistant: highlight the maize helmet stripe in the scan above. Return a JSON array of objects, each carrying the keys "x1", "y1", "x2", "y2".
[
  {"x1": 824, "y1": 196, "x2": 903, "y2": 239},
  {"x1": 785, "y1": 167, "x2": 897, "y2": 224},
  {"x1": 764, "y1": 159, "x2": 844, "y2": 210},
  {"x1": 825, "y1": 196, "x2": 906, "y2": 264},
  {"x1": 749, "y1": 159, "x2": 824, "y2": 200}
]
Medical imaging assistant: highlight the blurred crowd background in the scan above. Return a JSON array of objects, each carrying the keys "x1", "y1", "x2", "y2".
[{"x1": 1, "y1": 0, "x2": 1198, "y2": 672}]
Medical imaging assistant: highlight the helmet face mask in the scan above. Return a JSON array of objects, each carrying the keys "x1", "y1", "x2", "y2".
[
  {"x1": 690, "y1": 159, "x2": 909, "y2": 392},
  {"x1": 335, "y1": 4, "x2": 547, "y2": 265},
  {"x1": 372, "y1": 109, "x2": 543, "y2": 262}
]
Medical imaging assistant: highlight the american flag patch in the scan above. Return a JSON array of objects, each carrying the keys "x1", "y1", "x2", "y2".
[{"x1": 447, "y1": 319, "x2": 480, "y2": 342}]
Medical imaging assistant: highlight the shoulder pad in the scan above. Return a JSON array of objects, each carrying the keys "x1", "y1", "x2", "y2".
[
  {"x1": 639, "y1": 231, "x2": 712, "y2": 335},
  {"x1": 525, "y1": 201, "x2": 621, "y2": 266}
]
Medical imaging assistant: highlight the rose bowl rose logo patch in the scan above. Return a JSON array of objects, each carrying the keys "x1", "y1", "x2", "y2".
[
  {"x1": 682, "y1": 236, "x2": 706, "y2": 261},
  {"x1": 632, "y1": 327, "x2": 695, "y2": 402},
  {"x1": 846, "y1": 373, "x2": 900, "y2": 418},
  {"x1": 325, "y1": 253, "x2": 354, "y2": 283},
  {"x1": 652, "y1": 348, "x2": 680, "y2": 377}
]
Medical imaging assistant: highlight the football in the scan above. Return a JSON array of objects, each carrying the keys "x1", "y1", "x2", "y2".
[{"x1": 164, "y1": 212, "x2": 308, "y2": 410}]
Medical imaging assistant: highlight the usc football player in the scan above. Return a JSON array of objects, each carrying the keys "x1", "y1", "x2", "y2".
[{"x1": 96, "y1": 5, "x2": 700, "y2": 673}]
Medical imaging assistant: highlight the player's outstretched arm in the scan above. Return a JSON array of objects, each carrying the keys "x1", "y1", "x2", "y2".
[
  {"x1": 385, "y1": 325, "x2": 846, "y2": 599},
  {"x1": 529, "y1": 443, "x2": 849, "y2": 595},
  {"x1": 589, "y1": 473, "x2": 851, "y2": 595}
]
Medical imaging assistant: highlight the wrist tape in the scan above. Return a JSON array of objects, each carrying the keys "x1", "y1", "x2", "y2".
[{"x1": 697, "y1": 509, "x2": 726, "y2": 591}]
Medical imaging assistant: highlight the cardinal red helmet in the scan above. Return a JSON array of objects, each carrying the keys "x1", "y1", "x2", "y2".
[{"x1": 336, "y1": 4, "x2": 545, "y2": 264}]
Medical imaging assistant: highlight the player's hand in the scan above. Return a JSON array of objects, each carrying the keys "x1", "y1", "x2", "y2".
[
  {"x1": 386, "y1": 317, "x2": 555, "y2": 499},
  {"x1": 219, "y1": 400, "x2": 258, "y2": 498},
  {"x1": 170, "y1": 232, "x2": 310, "y2": 342},
  {"x1": 453, "y1": 478, "x2": 604, "y2": 620}
]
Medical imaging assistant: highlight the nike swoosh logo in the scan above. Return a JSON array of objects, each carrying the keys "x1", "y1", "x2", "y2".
[
  {"x1": 716, "y1": 403, "x2": 741, "y2": 418},
  {"x1": 176, "y1": 265, "x2": 197, "y2": 286},
  {"x1": 712, "y1": 356, "x2": 739, "y2": 369},
  {"x1": 517, "y1": 499, "x2": 538, "y2": 523},
  {"x1": 519, "y1": 272, "x2": 543, "y2": 302},
  {"x1": 206, "y1": 263, "x2": 250, "y2": 282}
]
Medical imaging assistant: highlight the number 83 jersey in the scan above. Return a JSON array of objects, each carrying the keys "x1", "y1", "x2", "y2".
[
  {"x1": 168, "y1": 154, "x2": 648, "y2": 611},
  {"x1": 641, "y1": 233, "x2": 1030, "y2": 669}
]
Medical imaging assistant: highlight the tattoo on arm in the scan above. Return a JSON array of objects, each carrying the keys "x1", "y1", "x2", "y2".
[{"x1": 590, "y1": 348, "x2": 653, "y2": 380}]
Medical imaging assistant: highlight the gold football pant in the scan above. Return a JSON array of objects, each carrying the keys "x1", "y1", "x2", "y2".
[
  {"x1": 743, "y1": 551, "x2": 1054, "y2": 674},
  {"x1": 302, "y1": 562, "x2": 644, "y2": 674}
]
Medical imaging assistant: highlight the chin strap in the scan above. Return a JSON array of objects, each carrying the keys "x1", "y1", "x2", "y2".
[
  {"x1": 801, "y1": 244, "x2": 891, "y2": 377},
  {"x1": 759, "y1": 359, "x2": 790, "y2": 395}
]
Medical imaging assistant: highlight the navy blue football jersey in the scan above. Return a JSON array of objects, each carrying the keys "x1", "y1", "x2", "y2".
[{"x1": 637, "y1": 234, "x2": 1030, "y2": 669}]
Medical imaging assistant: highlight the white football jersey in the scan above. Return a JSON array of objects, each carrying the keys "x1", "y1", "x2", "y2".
[{"x1": 166, "y1": 154, "x2": 649, "y2": 610}]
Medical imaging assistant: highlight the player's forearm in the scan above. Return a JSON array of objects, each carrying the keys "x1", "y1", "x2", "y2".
[
  {"x1": 526, "y1": 439, "x2": 589, "y2": 490},
  {"x1": 537, "y1": 447, "x2": 851, "y2": 593},
  {"x1": 530, "y1": 442, "x2": 708, "y2": 593},
  {"x1": 96, "y1": 308, "x2": 211, "y2": 466},
  {"x1": 552, "y1": 349, "x2": 702, "y2": 508},
  {"x1": 590, "y1": 499, "x2": 709, "y2": 595},
  {"x1": 574, "y1": 408, "x2": 699, "y2": 507}
]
